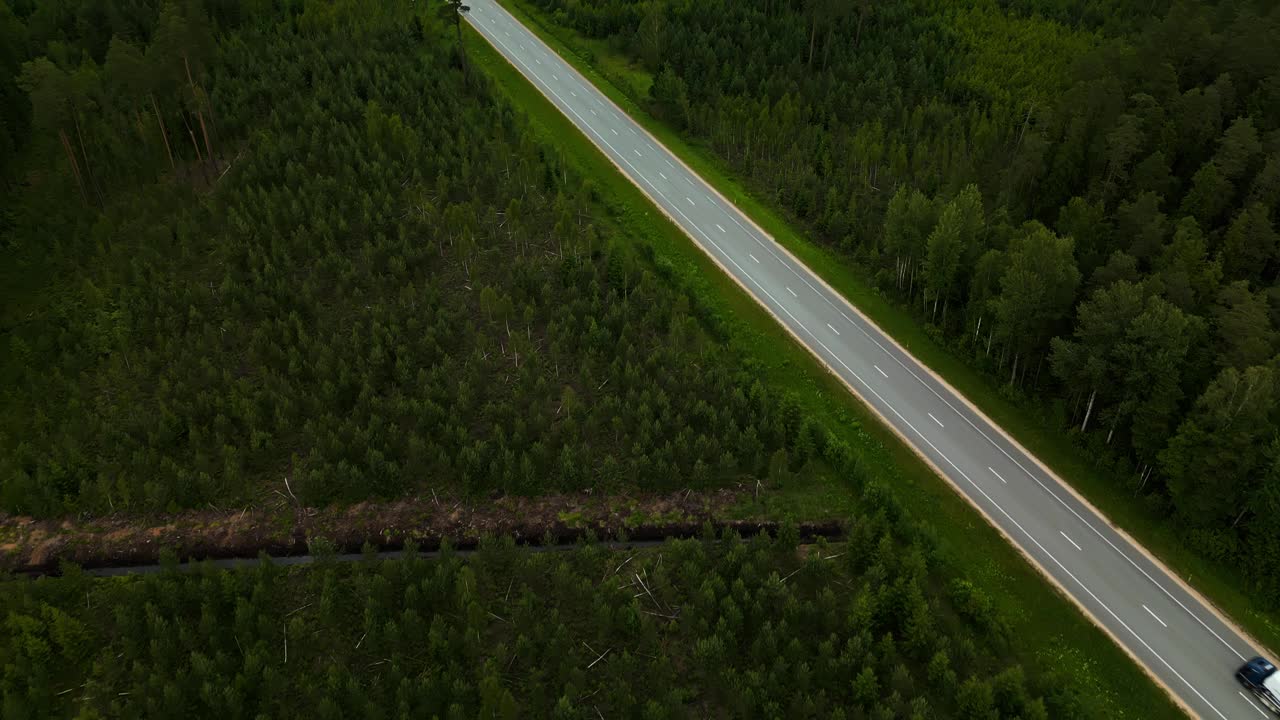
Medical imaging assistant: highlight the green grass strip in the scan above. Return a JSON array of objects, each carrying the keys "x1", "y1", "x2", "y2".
[
  {"x1": 465, "y1": 15, "x2": 1180, "y2": 718},
  {"x1": 497, "y1": 0, "x2": 1280, "y2": 665}
]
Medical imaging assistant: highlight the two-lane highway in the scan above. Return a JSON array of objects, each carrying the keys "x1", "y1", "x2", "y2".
[{"x1": 465, "y1": 2, "x2": 1268, "y2": 716}]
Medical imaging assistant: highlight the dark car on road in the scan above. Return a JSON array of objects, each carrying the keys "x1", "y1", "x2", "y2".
[{"x1": 1239, "y1": 657, "x2": 1280, "y2": 715}]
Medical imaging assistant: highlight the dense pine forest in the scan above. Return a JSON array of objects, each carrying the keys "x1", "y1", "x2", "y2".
[
  {"x1": 0, "y1": 0, "x2": 857, "y2": 517},
  {"x1": 522, "y1": 0, "x2": 1280, "y2": 599},
  {"x1": 0, "y1": 1, "x2": 1206, "y2": 716},
  {"x1": 2, "y1": 513, "x2": 1098, "y2": 719}
]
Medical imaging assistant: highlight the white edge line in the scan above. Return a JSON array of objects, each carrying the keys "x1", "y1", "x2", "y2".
[
  {"x1": 893, "y1": 347, "x2": 1249, "y2": 660},
  {"x1": 1239, "y1": 692, "x2": 1269, "y2": 718},
  {"x1": 475, "y1": 24, "x2": 1234, "y2": 718}
]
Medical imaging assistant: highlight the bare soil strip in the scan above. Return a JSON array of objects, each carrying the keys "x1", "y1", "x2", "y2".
[{"x1": 0, "y1": 488, "x2": 842, "y2": 575}]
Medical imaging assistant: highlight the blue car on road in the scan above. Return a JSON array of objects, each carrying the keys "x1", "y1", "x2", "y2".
[{"x1": 1238, "y1": 657, "x2": 1280, "y2": 715}]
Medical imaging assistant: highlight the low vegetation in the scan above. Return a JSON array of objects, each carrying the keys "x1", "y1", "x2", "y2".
[
  {"x1": 514, "y1": 0, "x2": 1280, "y2": 639},
  {"x1": 5, "y1": 508, "x2": 1080, "y2": 719},
  {"x1": 0, "y1": 0, "x2": 1201, "y2": 716},
  {"x1": 0, "y1": 0, "x2": 852, "y2": 517}
]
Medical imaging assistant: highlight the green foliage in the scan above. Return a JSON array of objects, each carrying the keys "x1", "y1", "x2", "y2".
[
  {"x1": 0, "y1": 522, "x2": 1074, "y2": 718},
  {"x1": 0, "y1": 0, "x2": 823, "y2": 515},
  {"x1": 525, "y1": 0, "x2": 1280, "y2": 604}
]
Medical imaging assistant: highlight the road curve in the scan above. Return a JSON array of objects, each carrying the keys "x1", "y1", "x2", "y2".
[{"x1": 465, "y1": 2, "x2": 1268, "y2": 717}]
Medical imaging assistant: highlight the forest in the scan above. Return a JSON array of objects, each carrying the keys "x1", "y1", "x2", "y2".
[
  {"x1": 0, "y1": 0, "x2": 1196, "y2": 716},
  {"x1": 1, "y1": 501, "x2": 1109, "y2": 719},
  {"x1": 0, "y1": 0, "x2": 861, "y2": 517},
  {"x1": 519, "y1": 0, "x2": 1280, "y2": 600}
]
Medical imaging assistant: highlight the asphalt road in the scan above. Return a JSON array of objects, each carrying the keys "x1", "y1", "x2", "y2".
[{"x1": 466, "y1": 2, "x2": 1268, "y2": 716}]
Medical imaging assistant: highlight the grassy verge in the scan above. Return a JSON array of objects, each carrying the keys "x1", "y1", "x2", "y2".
[
  {"x1": 495, "y1": 0, "x2": 1280, "y2": 658},
  {"x1": 465, "y1": 20, "x2": 1179, "y2": 718}
]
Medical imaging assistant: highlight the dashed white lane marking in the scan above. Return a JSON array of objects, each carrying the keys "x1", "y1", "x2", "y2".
[
  {"x1": 1143, "y1": 605, "x2": 1169, "y2": 628},
  {"x1": 659, "y1": 172, "x2": 667, "y2": 180},
  {"x1": 774, "y1": 229, "x2": 1252, "y2": 661},
  {"x1": 552, "y1": 74, "x2": 559, "y2": 81},
  {"x1": 928, "y1": 412, "x2": 944, "y2": 428},
  {"x1": 504, "y1": 30, "x2": 510, "y2": 36},
  {"x1": 804, "y1": 339, "x2": 1232, "y2": 720},
  {"x1": 570, "y1": 90, "x2": 577, "y2": 97},
  {"x1": 1239, "y1": 692, "x2": 1269, "y2": 718},
  {"x1": 664, "y1": 159, "x2": 674, "y2": 169},
  {"x1": 1061, "y1": 531, "x2": 1082, "y2": 551},
  {"x1": 629, "y1": 127, "x2": 638, "y2": 135},
  {"x1": 590, "y1": 108, "x2": 597, "y2": 116},
  {"x1": 884, "y1": 344, "x2": 1249, "y2": 661},
  {"x1": 535, "y1": 58, "x2": 541, "y2": 65},
  {"x1": 715, "y1": 223, "x2": 725, "y2": 232},
  {"x1": 827, "y1": 323, "x2": 840, "y2": 336},
  {"x1": 611, "y1": 128, "x2": 618, "y2": 136},
  {"x1": 787, "y1": 287, "x2": 797, "y2": 297},
  {"x1": 481, "y1": 33, "x2": 1233, "y2": 716},
  {"x1": 749, "y1": 253, "x2": 760, "y2": 264},
  {"x1": 725, "y1": 210, "x2": 792, "y2": 266},
  {"x1": 989, "y1": 467, "x2": 1007, "y2": 484},
  {"x1": 685, "y1": 196, "x2": 694, "y2": 206},
  {"x1": 633, "y1": 149, "x2": 641, "y2": 157},
  {"x1": 662, "y1": 217, "x2": 1230, "y2": 716},
  {"x1": 875, "y1": 364, "x2": 888, "y2": 378}
]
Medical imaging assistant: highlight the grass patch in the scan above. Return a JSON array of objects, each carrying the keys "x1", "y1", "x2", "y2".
[
  {"x1": 497, "y1": 0, "x2": 1280, "y2": 664},
  {"x1": 466, "y1": 18, "x2": 1179, "y2": 718}
]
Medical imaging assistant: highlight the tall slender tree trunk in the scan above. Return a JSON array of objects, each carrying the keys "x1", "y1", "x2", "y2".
[
  {"x1": 1233, "y1": 506, "x2": 1249, "y2": 528},
  {"x1": 1016, "y1": 102, "x2": 1035, "y2": 150},
  {"x1": 808, "y1": 17, "x2": 817, "y2": 67},
  {"x1": 152, "y1": 94, "x2": 175, "y2": 171},
  {"x1": 1009, "y1": 352, "x2": 1019, "y2": 386},
  {"x1": 72, "y1": 109, "x2": 104, "y2": 207},
  {"x1": 184, "y1": 55, "x2": 215, "y2": 163},
  {"x1": 182, "y1": 112, "x2": 204, "y2": 164},
  {"x1": 58, "y1": 129, "x2": 88, "y2": 206},
  {"x1": 197, "y1": 112, "x2": 213, "y2": 166},
  {"x1": 1081, "y1": 389, "x2": 1096, "y2": 433}
]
